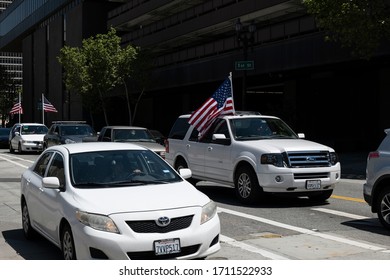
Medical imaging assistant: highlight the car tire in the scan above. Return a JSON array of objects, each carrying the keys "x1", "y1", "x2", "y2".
[
  {"x1": 175, "y1": 158, "x2": 199, "y2": 186},
  {"x1": 234, "y1": 165, "x2": 262, "y2": 204},
  {"x1": 308, "y1": 190, "x2": 333, "y2": 202},
  {"x1": 21, "y1": 200, "x2": 36, "y2": 239},
  {"x1": 9, "y1": 142, "x2": 14, "y2": 153},
  {"x1": 376, "y1": 186, "x2": 390, "y2": 230},
  {"x1": 61, "y1": 223, "x2": 77, "y2": 260},
  {"x1": 18, "y1": 142, "x2": 22, "y2": 154}
]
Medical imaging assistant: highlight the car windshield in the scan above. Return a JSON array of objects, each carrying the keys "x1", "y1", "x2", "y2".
[
  {"x1": 70, "y1": 149, "x2": 181, "y2": 188},
  {"x1": 230, "y1": 117, "x2": 298, "y2": 140},
  {"x1": 21, "y1": 125, "x2": 48, "y2": 135},
  {"x1": 113, "y1": 129, "x2": 156, "y2": 142},
  {"x1": 61, "y1": 125, "x2": 93, "y2": 136}
]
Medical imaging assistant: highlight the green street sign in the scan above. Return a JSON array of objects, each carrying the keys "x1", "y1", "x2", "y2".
[{"x1": 235, "y1": 60, "x2": 254, "y2": 70}]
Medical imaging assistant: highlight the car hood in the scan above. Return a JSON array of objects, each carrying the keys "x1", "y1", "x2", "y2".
[
  {"x1": 64, "y1": 135, "x2": 89, "y2": 142},
  {"x1": 117, "y1": 140, "x2": 165, "y2": 152},
  {"x1": 72, "y1": 180, "x2": 210, "y2": 214},
  {"x1": 239, "y1": 138, "x2": 335, "y2": 153},
  {"x1": 20, "y1": 134, "x2": 46, "y2": 141}
]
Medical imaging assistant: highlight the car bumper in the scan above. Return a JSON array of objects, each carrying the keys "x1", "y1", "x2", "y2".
[
  {"x1": 363, "y1": 182, "x2": 372, "y2": 206},
  {"x1": 257, "y1": 168, "x2": 340, "y2": 193},
  {"x1": 71, "y1": 210, "x2": 221, "y2": 260},
  {"x1": 20, "y1": 142, "x2": 44, "y2": 152}
]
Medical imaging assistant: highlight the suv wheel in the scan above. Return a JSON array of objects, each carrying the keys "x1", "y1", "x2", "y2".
[
  {"x1": 235, "y1": 165, "x2": 262, "y2": 204},
  {"x1": 377, "y1": 187, "x2": 390, "y2": 230}
]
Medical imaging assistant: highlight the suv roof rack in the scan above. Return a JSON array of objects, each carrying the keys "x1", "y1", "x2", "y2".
[
  {"x1": 234, "y1": 111, "x2": 261, "y2": 116},
  {"x1": 52, "y1": 121, "x2": 87, "y2": 124}
]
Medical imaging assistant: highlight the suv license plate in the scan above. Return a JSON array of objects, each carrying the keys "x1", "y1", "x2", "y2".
[
  {"x1": 154, "y1": 238, "x2": 181, "y2": 256},
  {"x1": 306, "y1": 180, "x2": 321, "y2": 190}
]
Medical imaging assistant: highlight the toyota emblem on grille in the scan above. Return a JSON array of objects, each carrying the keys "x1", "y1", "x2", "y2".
[
  {"x1": 156, "y1": 216, "x2": 171, "y2": 227},
  {"x1": 306, "y1": 156, "x2": 315, "y2": 161}
]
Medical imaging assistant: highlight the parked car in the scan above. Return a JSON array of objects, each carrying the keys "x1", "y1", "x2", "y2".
[
  {"x1": 0, "y1": 127, "x2": 11, "y2": 148},
  {"x1": 20, "y1": 142, "x2": 220, "y2": 260},
  {"x1": 364, "y1": 128, "x2": 390, "y2": 230},
  {"x1": 165, "y1": 112, "x2": 341, "y2": 204},
  {"x1": 149, "y1": 129, "x2": 166, "y2": 146},
  {"x1": 43, "y1": 121, "x2": 95, "y2": 149},
  {"x1": 97, "y1": 126, "x2": 166, "y2": 158},
  {"x1": 9, "y1": 123, "x2": 48, "y2": 154}
]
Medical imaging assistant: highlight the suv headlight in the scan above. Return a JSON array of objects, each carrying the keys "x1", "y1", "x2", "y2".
[
  {"x1": 329, "y1": 152, "x2": 339, "y2": 165},
  {"x1": 76, "y1": 211, "x2": 119, "y2": 233},
  {"x1": 200, "y1": 200, "x2": 217, "y2": 224},
  {"x1": 261, "y1": 153, "x2": 285, "y2": 167}
]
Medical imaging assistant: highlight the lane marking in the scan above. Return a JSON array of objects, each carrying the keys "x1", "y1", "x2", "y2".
[
  {"x1": 311, "y1": 208, "x2": 369, "y2": 220},
  {"x1": 219, "y1": 234, "x2": 290, "y2": 260},
  {"x1": 0, "y1": 155, "x2": 30, "y2": 168},
  {"x1": 218, "y1": 207, "x2": 387, "y2": 252},
  {"x1": 331, "y1": 195, "x2": 365, "y2": 203}
]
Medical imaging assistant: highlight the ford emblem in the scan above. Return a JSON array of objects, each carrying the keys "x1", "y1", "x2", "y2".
[
  {"x1": 306, "y1": 156, "x2": 315, "y2": 161},
  {"x1": 156, "y1": 216, "x2": 171, "y2": 227}
]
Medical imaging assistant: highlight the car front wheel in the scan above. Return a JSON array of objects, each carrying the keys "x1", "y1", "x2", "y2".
[
  {"x1": 234, "y1": 165, "x2": 262, "y2": 204},
  {"x1": 9, "y1": 142, "x2": 14, "y2": 153},
  {"x1": 61, "y1": 223, "x2": 77, "y2": 260},
  {"x1": 377, "y1": 187, "x2": 390, "y2": 230}
]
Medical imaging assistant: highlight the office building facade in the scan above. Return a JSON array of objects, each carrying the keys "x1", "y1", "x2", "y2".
[{"x1": 0, "y1": 0, "x2": 389, "y2": 151}]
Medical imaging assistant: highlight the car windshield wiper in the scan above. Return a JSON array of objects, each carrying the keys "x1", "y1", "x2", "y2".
[
  {"x1": 73, "y1": 182, "x2": 110, "y2": 188},
  {"x1": 110, "y1": 179, "x2": 156, "y2": 186}
]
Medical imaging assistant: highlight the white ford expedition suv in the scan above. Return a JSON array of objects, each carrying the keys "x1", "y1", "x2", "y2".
[{"x1": 165, "y1": 112, "x2": 341, "y2": 204}]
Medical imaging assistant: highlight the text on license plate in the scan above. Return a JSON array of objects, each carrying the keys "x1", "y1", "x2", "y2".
[
  {"x1": 154, "y1": 238, "x2": 181, "y2": 256},
  {"x1": 306, "y1": 180, "x2": 321, "y2": 189}
]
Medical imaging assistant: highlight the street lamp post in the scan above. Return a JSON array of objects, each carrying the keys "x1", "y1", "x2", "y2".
[{"x1": 235, "y1": 18, "x2": 256, "y2": 110}]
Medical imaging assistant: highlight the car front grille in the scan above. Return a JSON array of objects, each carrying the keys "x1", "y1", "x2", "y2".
[
  {"x1": 126, "y1": 215, "x2": 194, "y2": 233},
  {"x1": 285, "y1": 151, "x2": 331, "y2": 168},
  {"x1": 294, "y1": 172, "x2": 330, "y2": 179}
]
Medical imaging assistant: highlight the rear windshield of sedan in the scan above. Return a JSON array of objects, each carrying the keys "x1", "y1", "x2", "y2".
[{"x1": 70, "y1": 149, "x2": 182, "y2": 187}]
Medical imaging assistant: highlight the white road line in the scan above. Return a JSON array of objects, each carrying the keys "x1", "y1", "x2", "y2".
[
  {"x1": 218, "y1": 207, "x2": 387, "y2": 252},
  {"x1": 220, "y1": 234, "x2": 290, "y2": 260},
  {"x1": 0, "y1": 155, "x2": 31, "y2": 168},
  {"x1": 311, "y1": 207, "x2": 368, "y2": 220}
]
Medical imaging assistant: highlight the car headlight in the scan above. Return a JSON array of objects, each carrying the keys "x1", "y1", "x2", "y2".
[
  {"x1": 76, "y1": 211, "x2": 119, "y2": 233},
  {"x1": 329, "y1": 152, "x2": 339, "y2": 165},
  {"x1": 261, "y1": 153, "x2": 285, "y2": 167},
  {"x1": 200, "y1": 200, "x2": 217, "y2": 224},
  {"x1": 64, "y1": 138, "x2": 76, "y2": 144}
]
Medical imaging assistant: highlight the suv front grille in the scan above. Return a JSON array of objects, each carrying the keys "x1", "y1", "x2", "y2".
[
  {"x1": 126, "y1": 215, "x2": 194, "y2": 233},
  {"x1": 285, "y1": 151, "x2": 331, "y2": 168}
]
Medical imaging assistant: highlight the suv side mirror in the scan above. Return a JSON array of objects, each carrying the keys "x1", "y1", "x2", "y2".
[
  {"x1": 298, "y1": 133, "x2": 305, "y2": 139},
  {"x1": 212, "y1": 134, "x2": 231, "y2": 145}
]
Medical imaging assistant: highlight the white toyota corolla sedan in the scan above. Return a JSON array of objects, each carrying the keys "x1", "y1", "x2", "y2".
[{"x1": 20, "y1": 142, "x2": 220, "y2": 260}]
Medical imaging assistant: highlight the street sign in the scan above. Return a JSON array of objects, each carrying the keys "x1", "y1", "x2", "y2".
[{"x1": 235, "y1": 60, "x2": 254, "y2": 70}]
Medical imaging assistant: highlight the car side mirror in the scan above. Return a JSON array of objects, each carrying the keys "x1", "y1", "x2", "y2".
[
  {"x1": 179, "y1": 168, "x2": 192, "y2": 179},
  {"x1": 42, "y1": 177, "x2": 61, "y2": 189},
  {"x1": 212, "y1": 134, "x2": 231, "y2": 145},
  {"x1": 297, "y1": 133, "x2": 305, "y2": 139}
]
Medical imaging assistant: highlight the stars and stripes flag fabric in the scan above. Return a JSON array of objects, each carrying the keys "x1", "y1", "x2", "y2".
[
  {"x1": 188, "y1": 75, "x2": 235, "y2": 138},
  {"x1": 43, "y1": 95, "x2": 58, "y2": 113},
  {"x1": 9, "y1": 102, "x2": 23, "y2": 115}
]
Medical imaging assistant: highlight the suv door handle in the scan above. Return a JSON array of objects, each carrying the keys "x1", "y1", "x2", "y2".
[
  {"x1": 186, "y1": 144, "x2": 190, "y2": 149},
  {"x1": 207, "y1": 147, "x2": 213, "y2": 151}
]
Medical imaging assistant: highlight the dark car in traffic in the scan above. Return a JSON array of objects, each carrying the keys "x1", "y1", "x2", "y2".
[
  {"x1": 0, "y1": 127, "x2": 10, "y2": 148},
  {"x1": 43, "y1": 121, "x2": 95, "y2": 149}
]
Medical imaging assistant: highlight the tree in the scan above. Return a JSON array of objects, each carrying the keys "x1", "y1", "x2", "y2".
[
  {"x1": 0, "y1": 66, "x2": 19, "y2": 127},
  {"x1": 58, "y1": 27, "x2": 138, "y2": 125},
  {"x1": 302, "y1": 0, "x2": 390, "y2": 59}
]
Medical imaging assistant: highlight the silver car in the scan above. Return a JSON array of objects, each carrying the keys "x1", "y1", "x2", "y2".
[{"x1": 364, "y1": 128, "x2": 390, "y2": 230}]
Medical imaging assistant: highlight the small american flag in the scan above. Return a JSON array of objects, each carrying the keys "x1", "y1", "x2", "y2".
[
  {"x1": 9, "y1": 102, "x2": 23, "y2": 115},
  {"x1": 188, "y1": 76, "x2": 235, "y2": 138},
  {"x1": 43, "y1": 96, "x2": 58, "y2": 113}
]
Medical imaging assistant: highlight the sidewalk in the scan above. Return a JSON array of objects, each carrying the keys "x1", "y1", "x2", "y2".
[{"x1": 339, "y1": 152, "x2": 367, "y2": 180}]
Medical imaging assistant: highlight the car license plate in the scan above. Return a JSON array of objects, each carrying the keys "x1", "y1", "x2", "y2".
[
  {"x1": 306, "y1": 180, "x2": 321, "y2": 189},
  {"x1": 154, "y1": 238, "x2": 181, "y2": 256}
]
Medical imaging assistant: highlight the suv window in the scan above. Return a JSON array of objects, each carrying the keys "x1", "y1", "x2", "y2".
[{"x1": 168, "y1": 117, "x2": 190, "y2": 140}]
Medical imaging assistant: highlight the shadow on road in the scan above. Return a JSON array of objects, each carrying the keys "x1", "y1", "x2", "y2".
[{"x1": 2, "y1": 229, "x2": 62, "y2": 260}]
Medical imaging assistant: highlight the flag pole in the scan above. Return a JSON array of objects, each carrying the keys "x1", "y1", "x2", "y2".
[
  {"x1": 229, "y1": 72, "x2": 235, "y2": 114},
  {"x1": 18, "y1": 92, "x2": 21, "y2": 123},
  {"x1": 42, "y1": 93, "x2": 44, "y2": 125}
]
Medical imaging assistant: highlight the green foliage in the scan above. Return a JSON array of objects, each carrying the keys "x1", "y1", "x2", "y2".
[
  {"x1": 0, "y1": 66, "x2": 19, "y2": 125},
  {"x1": 58, "y1": 27, "x2": 138, "y2": 124},
  {"x1": 302, "y1": 0, "x2": 390, "y2": 59}
]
